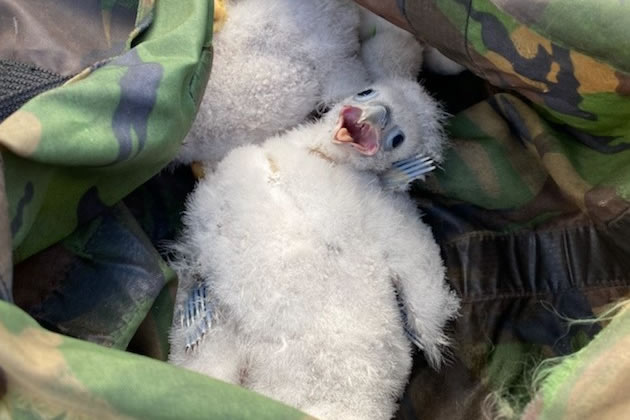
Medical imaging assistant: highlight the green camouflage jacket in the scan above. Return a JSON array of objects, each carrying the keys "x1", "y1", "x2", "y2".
[{"x1": 1, "y1": 1, "x2": 630, "y2": 419}]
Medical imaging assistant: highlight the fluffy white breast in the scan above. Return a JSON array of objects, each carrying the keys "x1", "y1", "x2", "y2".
[{"x1": 184, "y1": 139, "x2": 406, "y2": 335}]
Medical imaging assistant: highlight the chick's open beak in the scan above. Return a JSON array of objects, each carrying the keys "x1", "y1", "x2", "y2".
[{"x1": 333, "y1": 105, "x2": 389, "y2": 156}]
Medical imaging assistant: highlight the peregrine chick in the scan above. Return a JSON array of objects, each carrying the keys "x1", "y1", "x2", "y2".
[
  {"x1": 169, "y1": 78, "x2": 460, "y2": 420},
  {"x1": 176, "y1": 0, "x2": 369, "y2": 166}
]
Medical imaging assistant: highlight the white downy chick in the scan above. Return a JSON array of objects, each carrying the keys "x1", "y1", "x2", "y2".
[
  {"x1": 176, "y1": 0, "x2": 370, "y2": 166},
  {"x1": 358, "y1": 5, "x2": 465, "y2": 77},
  {"x1": 169, "y1": 78, "x2": 460, "y2": 420},
  {"x1": 358, "y1": 6, "x2": 425, "y2": 80}
]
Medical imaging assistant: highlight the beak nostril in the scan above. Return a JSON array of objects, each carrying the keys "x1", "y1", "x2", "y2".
[
  {"x1": 382, "y1": 106, "x2": 391, "y2": 128},
  {"x1": 359, "y1": 105, "x2": 390, "y2": 129}
]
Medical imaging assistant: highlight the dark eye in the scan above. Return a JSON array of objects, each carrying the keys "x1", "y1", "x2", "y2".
[
  {"x1": 385, "y1": 127, "x2": 405, "y2": 150},
  {"x1": 354, "y1": 88, "x2": 377, "y2": 101},
  {"x1": 391, "y1": 134, "x2": 405, "y2": 148}
]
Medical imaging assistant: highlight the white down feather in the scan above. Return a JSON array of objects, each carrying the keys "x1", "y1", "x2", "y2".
[{"x1": 169, "y1": 78, "x2": 460, "y2": 420}]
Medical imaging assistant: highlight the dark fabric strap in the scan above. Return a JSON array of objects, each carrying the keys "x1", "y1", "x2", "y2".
[{"x1": 0, "y1": 60, "x2": 70, "y2": 122}]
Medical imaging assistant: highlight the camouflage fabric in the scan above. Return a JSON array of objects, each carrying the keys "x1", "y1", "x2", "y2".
[
  {"x1": 1, "y1": 0, "x2": 306, "y2": 418},
  {"x1": 391, "y1": 0, "x2": 630, "y2": 419},
  {"x1": 0, "y1": 300, "x2": 310, "y2": 420},
  {"x1": 12, "y1": 166, "x2": 196, "y2": 357},
  {"x1": 521, "y1": 302, "x2": 630, "y2": 420},
  {"x1": 2, "y1": 0, "x2": 630, "y2": 419},
  {"x1": 1, "y1": 0, "x2": 213, "y2": 264}
]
